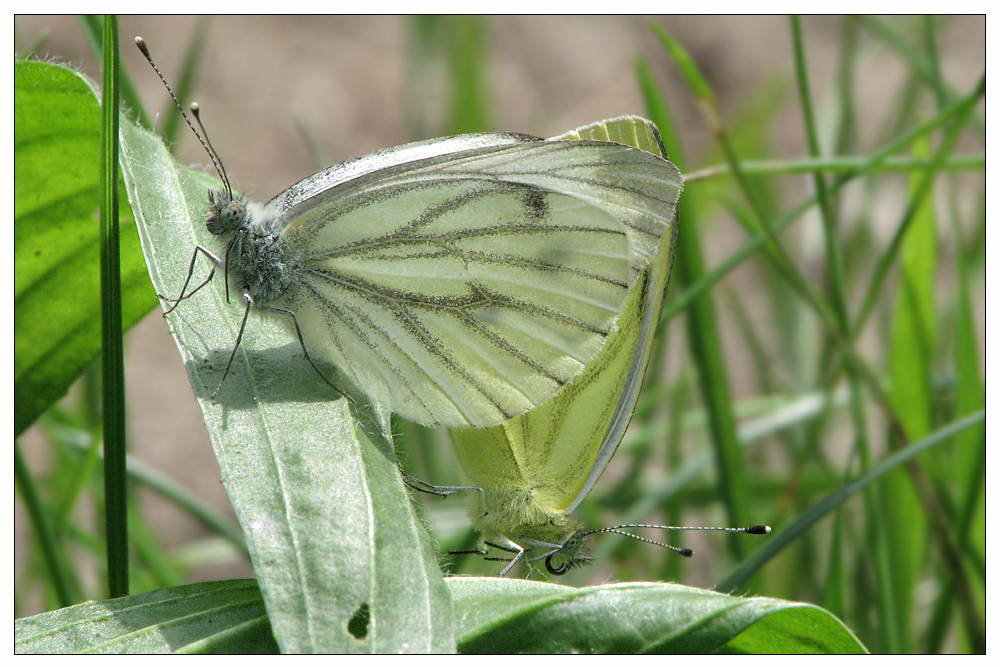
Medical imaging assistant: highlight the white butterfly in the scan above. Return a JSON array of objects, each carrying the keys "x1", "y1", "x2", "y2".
[
  {"x1": 167, "y1": 140, "x2": 682, "y2": 428},
  {"x1": 139, "y1": 40, "x2": 681, "y2": 429}
]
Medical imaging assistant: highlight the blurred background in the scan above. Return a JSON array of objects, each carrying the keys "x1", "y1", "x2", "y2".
[{"x1": 14, "y1": 15, "x2": 985, "y2": 653}]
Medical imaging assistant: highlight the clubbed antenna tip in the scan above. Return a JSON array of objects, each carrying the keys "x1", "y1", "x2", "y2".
[{"x1": 134, "y1": 36, "x2": 233, "y2": 198}]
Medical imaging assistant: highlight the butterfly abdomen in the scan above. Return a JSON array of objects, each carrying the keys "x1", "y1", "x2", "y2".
[{"x1": 475, "y1": 482, "x2": 578, "y2": 547}]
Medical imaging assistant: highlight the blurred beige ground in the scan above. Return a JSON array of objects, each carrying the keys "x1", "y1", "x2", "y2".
[{"x1": 14, "y1": 15, "x2": 985, "y2": 613}]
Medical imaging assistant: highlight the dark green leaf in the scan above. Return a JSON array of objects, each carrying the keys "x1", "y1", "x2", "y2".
[{"x1": 14, "y1": 59, "x2": 156, "y2": 437}]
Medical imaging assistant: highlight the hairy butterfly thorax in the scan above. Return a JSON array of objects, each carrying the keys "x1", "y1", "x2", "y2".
[{"x1": 207, "y1": 191, "x2": 301, "y2": 306}]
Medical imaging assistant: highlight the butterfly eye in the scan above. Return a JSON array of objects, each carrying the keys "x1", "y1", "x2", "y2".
[
  {"x1": 562, "y1": 533, "x2": 583, "y2": 551},
  {"x1": 222, "y1": 201, "x2": 246, "y2": 227},
  {"x1": 206, "y1": 196, "x2": 246, "y2": 236}
]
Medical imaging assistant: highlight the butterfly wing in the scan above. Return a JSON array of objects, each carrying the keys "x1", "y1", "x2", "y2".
[
  {"x1": 270, "y1": 135, "x2": 681, "y2": 428},
  {"x1": 267, "y1": 133, "x2": 536, "y2": 214},
  {"x1": 447, "y1": 117, "x2": 680, "y2": 567},
  {"x1": 547, "y1": 117, "x2": 679, "y2": 513}
]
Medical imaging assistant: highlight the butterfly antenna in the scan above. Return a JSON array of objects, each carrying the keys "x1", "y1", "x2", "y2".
[
  {"x1": 189, "y1": 102, "x2": 233, "y2": 197},
  {"x1": 134, "y1": 36, "x2": 233, "y2": 198},
  {"x1": 587, "y1": 528, "x2": 694, "y2": 557},
  {"x1": 584, "y1": 524, "x2": 771, "y2": 557}
]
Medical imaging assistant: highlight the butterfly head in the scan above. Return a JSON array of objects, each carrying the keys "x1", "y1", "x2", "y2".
[
  {"x1": 206, "y1": 189, "x2": 248, "y2": 237},
  {"x1": 544, "y1": 530, "x2": 594, "y2": 575},
  {"x1": 544, "y1": 523, "x2": 772, "y2": 576}
]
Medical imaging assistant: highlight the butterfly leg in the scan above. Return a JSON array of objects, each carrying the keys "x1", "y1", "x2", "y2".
[
  {"x1": 210, "y1": 297, "x2": 253, "y2": 399},
  {"x1": 208, "y1": 298, "x2": 358, "y2": 403},
  {"x1": 449, "y1": 538, "x2": 535, "y2": 576},
  {"x1": 459, "y1": 538, "x2": 527, "y2": 576},
  {"x1": 493, "y1": 540, "x2": 527, "y2": 577},
  {"x1": 403, "y1": 473, "x2": 485, "y2": 508},
  {"x1": 257, "y1": 303, "x2": 355, "y2": 407},
  {"x1": 161, "y1": 245, "x2": 221, "y2": 314}
]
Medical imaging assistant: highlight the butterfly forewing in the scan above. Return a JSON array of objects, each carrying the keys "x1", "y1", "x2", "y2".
[
  {"x1": 266, "y1": 132, "x2": 536, "y2": 215},
  {"x1": 271, "y1": 139, "x2": 680, "y2": 427}
]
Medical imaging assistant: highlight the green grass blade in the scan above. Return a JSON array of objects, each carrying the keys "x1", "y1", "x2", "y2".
[
  {"x1": 791, "y1": 16, "x2": 887, "y2": 652},
  {"x1": 445, "y1": 15, "x2": 490, "y2": 134},
  {"x1": 881, "y1": 133, "x2": 938, "y2": 653},
  {"x1": 14, "y1": 445, "x2": 75, "y2": 608},
  {"x1": 920, "y1": 16, "x2": 948, "y2": 110},
  {"x1": 951, "y1": 225, "x2": 986, "y2": 559},
  {"x1": 77, "y1": 14, "x2": 151, "y2": 130},
  {"x1": 685, "y1": 154, "x2": 983, "y2": 181},
  {"x1": 293, "y1": 117, "x2": 333, "y2": 170},
  {"x1": 716, "y1": 410, "x2": 985, "y2": 593},
  {"x1": 98, "y1": 14, "x2": 128, "y2": 599},
  {"x1": 790, "y1": 16, "x2": 848, "y2": 331}
]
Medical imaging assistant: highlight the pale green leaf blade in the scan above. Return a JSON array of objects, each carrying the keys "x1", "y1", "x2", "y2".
[
  {"x1": 14, "y1": 580, "x2": 277, "y2": 654},
  {"x1": 117, "y1": 104, "x2": 454, "y2": 653},
  {"x1": 882, "y1": 135, "x2": 938, "y2": 650}
]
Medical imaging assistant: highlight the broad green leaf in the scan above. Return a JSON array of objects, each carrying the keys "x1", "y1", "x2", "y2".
[
  {"x1": 447, "y1": 578, "x2": 866, "y2": 654},
  {"x1": 14, "y1": 59, "x2": 156, "y2": 436},
  {"x1": 15, "y1": 580, "x2": 277, "y2": 654},
  {"x1": 16, "y1": 577, "x2": 867, "y2": 655},
  {"x1": 117, "y1": 84, "x2": 454, "y2": 653}
]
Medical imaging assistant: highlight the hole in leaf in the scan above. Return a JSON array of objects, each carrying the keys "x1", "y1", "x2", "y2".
[{"x1": 348, "y1": 602, "x2": 371, "y2": 640}]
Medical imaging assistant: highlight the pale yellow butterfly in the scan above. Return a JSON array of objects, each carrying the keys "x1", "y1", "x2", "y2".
[{"x1": 444, "y1": 117, "x2": 768, "y2": 575}]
